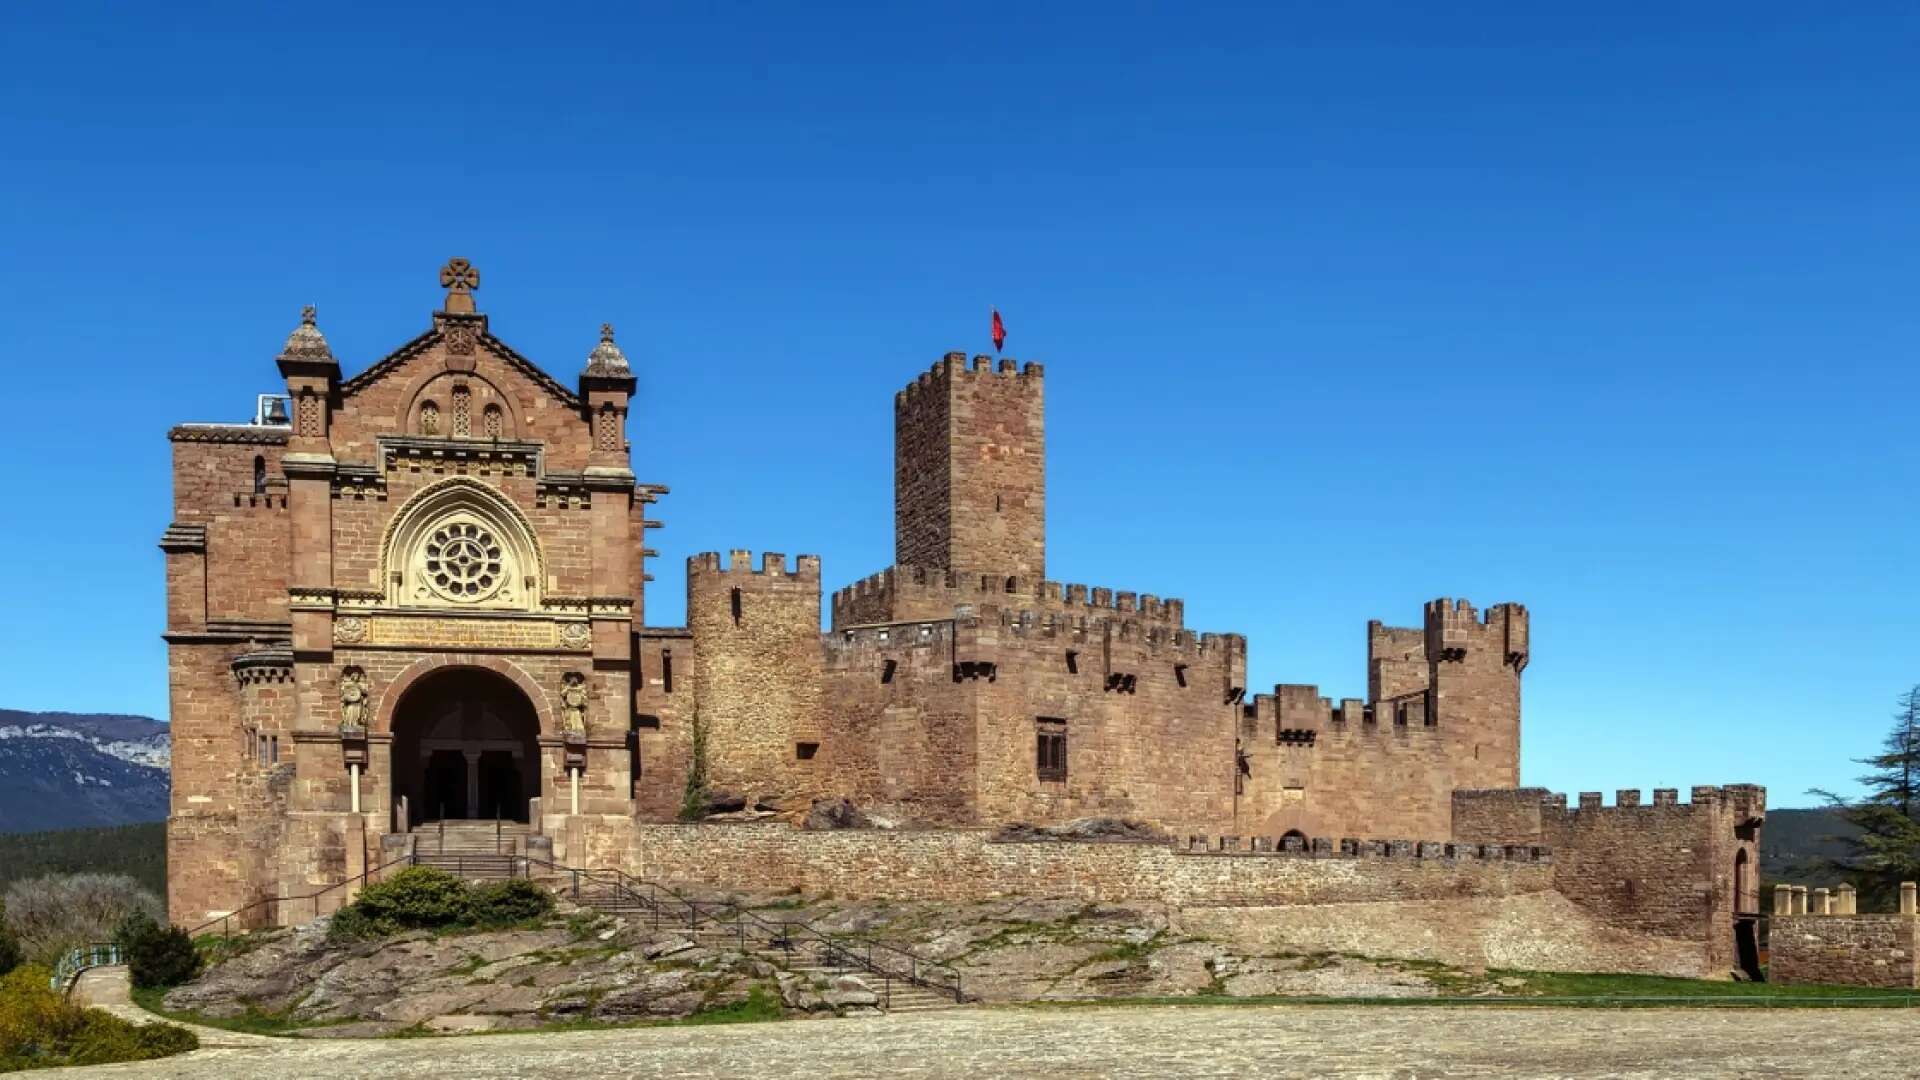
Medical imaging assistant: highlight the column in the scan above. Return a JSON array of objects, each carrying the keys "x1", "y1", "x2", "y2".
[
  {"x1": 1837, "y1": 883, "x2": 1857, "y2": 915},
  {"x1": 464, "y1": 750, "x2": 481, "y2": 818},
  {"x1": 1814, "y1": 887, "x2": 1830, "y2": 915},
  {"x1": 1901, "y1": 881, "x2": 1917, "y2": 915},
  {"x1": 1773, "y1": 884, "x2": 1792, "y2": 916}
]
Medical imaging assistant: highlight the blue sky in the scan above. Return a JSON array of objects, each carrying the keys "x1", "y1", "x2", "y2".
[{"x1": 1, "y1": 4, "x2": 1915, "y2": 806}]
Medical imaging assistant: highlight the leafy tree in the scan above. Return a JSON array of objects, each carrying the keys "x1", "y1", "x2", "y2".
[
  {"x1": 1814, "y1": 684, "x2": 1920, "y2": 908},
  {"x1": 1, "y1": 874, "x2": 161, "y2": 967},
  {"x1": 112, "y1": 910, "x2": 199, "y2": 989}
]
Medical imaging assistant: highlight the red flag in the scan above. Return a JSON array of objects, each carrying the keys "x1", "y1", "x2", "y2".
[{"x1": 991, "y1": 309, "x2": 1006, "y2": 353}]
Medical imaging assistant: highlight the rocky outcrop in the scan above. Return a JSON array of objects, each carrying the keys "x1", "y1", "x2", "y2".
[{"x1": 165, "y1": 911, "x2": 796, "y2": 1032}]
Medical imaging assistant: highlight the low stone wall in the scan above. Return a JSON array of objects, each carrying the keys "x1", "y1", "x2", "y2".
[
  {"x1": 1181, "y1": 892, "x2": 1713, "y2": 977},
  {"x1": 630, "y1": 823, "x2": 1553, "y2": 907},
  {"x1": 1770, "y1": 915, "x2": 1920, "y2": 988}
]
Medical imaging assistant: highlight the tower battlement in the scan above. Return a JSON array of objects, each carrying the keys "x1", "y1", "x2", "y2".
[
  {"x1": 1424, "y1": 598, "x2": 1529, "y2": 670},
  {"x1": 689, "y1": 549, "x2": 822, "y2": 582},
  {"x1": 893, "y1": 352, "x2": 1044, "y2": 408},
  {"x1": 894, "y1": 351, "x2": 1046, "y2": 579},
  {"x1": 832, "y1": 564, "x2": 1184, "y2": 629}
]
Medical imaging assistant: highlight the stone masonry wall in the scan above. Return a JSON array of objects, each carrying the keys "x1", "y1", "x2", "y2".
[
  {"x1": 1770, "y1": 915, "x2": 1920, "y2": 988},
  {"x1": 893, "y1": 353, "x2": 1045, "y2": 580},
  {"x1": 1454, "y1": 784, "x2": 1766, "y2": 976},
  {"x1": 687, "y1": 551, "x2": 825, "y2": 808},
  {"x1": 820, "y1": 620, "x2": 980, "y2": 823},
  {"x1": 631, "y1": 628, "x2": 694, "y2": 820},
  {"x1": 628, "y1": 822, "x2": 1552, "y2": 907}
]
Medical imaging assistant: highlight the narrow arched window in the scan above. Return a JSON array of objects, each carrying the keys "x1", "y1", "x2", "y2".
[
  {"x1": 483, "y1": 404, "x2": 504, "y2": 439},
  {"x1": 253, "y1": 455, "x2": 266, "y2": 494},
  {"x1": 420, "y1": 401, "x2": 440, "y2": 435}
]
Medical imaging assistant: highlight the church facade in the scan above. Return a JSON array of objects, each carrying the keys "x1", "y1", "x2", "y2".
[{"x1": 163, "y1": 261, "x2": 1542, "y2": 926}]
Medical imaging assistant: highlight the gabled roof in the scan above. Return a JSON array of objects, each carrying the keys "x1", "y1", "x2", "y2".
[{"x1": 338, "y1": 322, "x2": 582, "y2": 409}]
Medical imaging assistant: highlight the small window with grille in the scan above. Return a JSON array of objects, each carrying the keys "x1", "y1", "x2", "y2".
[{"x1": 1036, "y1": 718, "x2": 1068, "y2": 782}]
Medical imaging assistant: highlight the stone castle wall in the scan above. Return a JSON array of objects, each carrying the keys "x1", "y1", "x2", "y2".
[
  {"x1": 1454, "y1": 784, "x2": 1766, "y2": 975},
  {"x1": 627, "y1": 822, "x2": 1553, "y2": 907},
  {"x1": 1771, "y1": 914, "x2": 1920, "y2": 988}
]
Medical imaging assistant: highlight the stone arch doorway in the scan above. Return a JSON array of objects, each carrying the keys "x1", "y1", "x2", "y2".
[{"x1": 390, "y1": 667, "x2": 540, "y2": 824}]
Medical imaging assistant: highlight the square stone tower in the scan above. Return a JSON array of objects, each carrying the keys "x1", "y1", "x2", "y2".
[{"x1": 893, "y1": 352, "x2": 1045, "y2": 577}]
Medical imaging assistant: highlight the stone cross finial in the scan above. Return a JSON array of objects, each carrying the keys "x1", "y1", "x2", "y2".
[
  {"x1": 440, "y1": 258, "x2": 481, "y2": 314},
  {"x1": 601, "y1": 322, "x2": 615, "y2": 342},
  {"x1": 301, "y1": 304, "x2": 316, "y2": 326}
]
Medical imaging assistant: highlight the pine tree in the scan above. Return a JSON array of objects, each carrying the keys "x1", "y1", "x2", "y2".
[{"x1": 1816, "y1": 685, "x2": 1920, "y2": 908}]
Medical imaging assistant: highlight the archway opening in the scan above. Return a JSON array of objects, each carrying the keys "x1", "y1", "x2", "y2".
[{"x1": 391, "y1": 667, "x2": 540, "y2": 824}]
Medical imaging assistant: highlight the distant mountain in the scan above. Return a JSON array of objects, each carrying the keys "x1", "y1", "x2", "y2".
[
  {"x1": 1760, "y1": 806, "x2": 1862, "y2": 884},
  {"x1": 0, "y1": 709, "x2": 170, "y2": 833}
]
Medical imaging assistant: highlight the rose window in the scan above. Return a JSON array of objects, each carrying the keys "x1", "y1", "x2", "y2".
[{"x1": 423, "y1": 523, "x2": 503, "y2": 601}]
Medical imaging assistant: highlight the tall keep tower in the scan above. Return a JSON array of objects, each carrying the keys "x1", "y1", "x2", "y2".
[{"x1": 893, "y1": 352, "x2": 1046, "y2": 577}]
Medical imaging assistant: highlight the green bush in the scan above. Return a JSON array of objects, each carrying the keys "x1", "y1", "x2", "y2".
[
  {"x1": 469, "y1": 879, "x2": 555, "y2": 927},
  {"x1": 352, "y1": 867, "x2": 473, "y2": 929},
  {"x1": 325, "y1": 868, "x2": 557, "y2": 942},
  {"x1": 114, "y1": 911, "x2": 200, "y2": 990},
  {"x1": 0, "y1": 964, "x2": 196, "y2": 1071},
  {"x1": 325, "y1": 906, "x2": 384, "y2": 943}
]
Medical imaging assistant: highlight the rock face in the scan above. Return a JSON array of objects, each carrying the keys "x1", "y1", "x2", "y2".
[
  {"x1": 164, "y1": 911, "x2": 790, "y2": 1031},
  {"x1": 164, "y1": 889, "x2": 1684, "y2": 1033}
]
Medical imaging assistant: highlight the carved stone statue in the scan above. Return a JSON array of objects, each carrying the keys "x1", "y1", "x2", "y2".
[
  {"x1": 339, "y1": 666, "x2": 369, "y2": 731},
  {"x1": 560, "y1": 672, "x2": 588, "y2": 734}
]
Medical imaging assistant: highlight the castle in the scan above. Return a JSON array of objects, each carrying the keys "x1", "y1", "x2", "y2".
[{"x1": 163, "y1": 262, "x2": 1764, "y2": 977}]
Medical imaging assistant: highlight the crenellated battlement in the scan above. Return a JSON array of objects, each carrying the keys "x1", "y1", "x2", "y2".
[
  {"x1": 826, "y1": 618, "x2": 956, "y2": 657},
  {"x1": 1424, "y1": 597, "x2": 1529, "y2": 670},
  {"x1": 1241, "y1": 683, "x2": 1433, "y2": 743},
  {"x1": 980, "y1": 606, "x2": 1239, "y2": 657},
  {"x1": 831, "y1": 563, "x2": 1185, "y2": 629},
  {"x1": 894, "y1": 351, "x2": 1044, "y2": 408},
  {"x1": 689, "y1": 549, "x2": 822, "y2": 582},
  {"x1": 1557, "y1": 784, "x2": 1767, "y2": 815},
  {"x1": 1170, "y1": 833, "x2": 1550, "y2": 863}
]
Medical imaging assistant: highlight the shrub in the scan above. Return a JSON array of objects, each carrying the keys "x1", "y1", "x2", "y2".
[
  {"x1": 469, "y1": 879, "x2": 555, "y2": 927},
  {"x1": 0, "y1": 964, "x2": 196, "y2": 1070},
  {"x1": 351, "y1": 867, "x2": 472, "y2": 930},
  {"x1": 2, "y1": 874, "x2": 162, "y2": 967},
  {"x1": 326, "y1": 869, "x2": 559, "y2": 942},
  {"x1": 114, "y1": 910, "x2": 200, "y2": 990},
  {"x1": 324, "y1": 906, "x2": 384, "y2": 943}
]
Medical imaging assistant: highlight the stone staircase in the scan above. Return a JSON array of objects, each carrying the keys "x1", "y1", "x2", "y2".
[
  {"x1": 409, "y1": 821, "x2": 529, "y2": 881},
  {"x1": 684, "y1": 922, "x2": 961, "y2": 1014}
]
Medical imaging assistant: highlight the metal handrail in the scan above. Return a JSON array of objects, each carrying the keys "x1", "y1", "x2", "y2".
[
  {"x1": 184, "y1": 855, "x2": 415, "y2": 938},
  {"x1": 514, "y1": 856, "x2": 965, "y2": 1002},
  {"x1": 50, "y1": 942, "x2": 122, "y2": 995}
]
